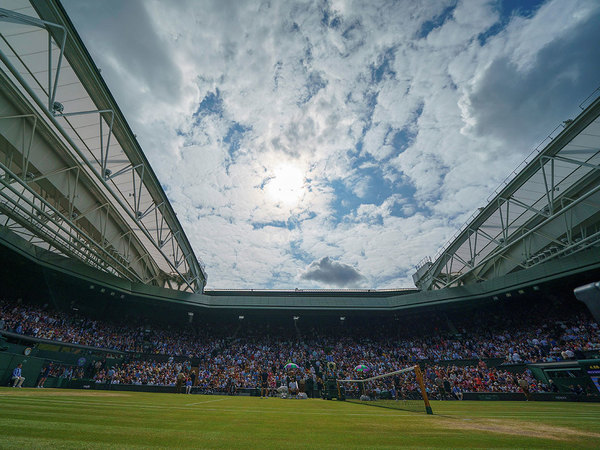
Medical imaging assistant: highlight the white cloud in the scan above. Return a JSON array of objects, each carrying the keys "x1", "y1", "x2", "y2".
[{"x1": 61, "y1": 0, "x2": 600, "y2": 289}]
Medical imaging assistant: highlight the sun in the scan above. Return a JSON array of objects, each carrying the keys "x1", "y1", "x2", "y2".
[{"x1": 265, "y1": 163, "x2": 306, "y2": 206}]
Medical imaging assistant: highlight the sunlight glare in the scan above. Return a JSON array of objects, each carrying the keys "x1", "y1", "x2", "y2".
[{"x1": 265, "y1": 163, "x2": 306, "y2": 206}]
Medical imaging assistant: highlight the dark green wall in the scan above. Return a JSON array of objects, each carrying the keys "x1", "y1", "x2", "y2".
[
  {"x1": 0, "y1": 351, "x2": 44, "y2": 388},
  {"x1": 1, "y1": 224, "x2": 599, "y2": 315}
]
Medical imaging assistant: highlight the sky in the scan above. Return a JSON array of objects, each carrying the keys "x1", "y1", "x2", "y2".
[{"x1": 61, "y1": 0, "x2": 600, "y2": 290}]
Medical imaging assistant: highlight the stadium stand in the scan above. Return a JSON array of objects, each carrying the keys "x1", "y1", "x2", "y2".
[{"x1": 2, "y1": 294, "x2": 599, "y2": 399}]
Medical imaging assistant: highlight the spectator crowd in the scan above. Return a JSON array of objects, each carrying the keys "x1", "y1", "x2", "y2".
[{"x1": 2, "y1": 297, "x2": 599, "y2": 397}]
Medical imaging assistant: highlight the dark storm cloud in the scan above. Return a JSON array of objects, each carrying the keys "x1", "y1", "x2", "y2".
[
  {"x1": 300, "y1": 257, "x2": 365, "y2": 287},
  {"x1": 468, "y1": 8, "x2": 600, "y2": 151}
]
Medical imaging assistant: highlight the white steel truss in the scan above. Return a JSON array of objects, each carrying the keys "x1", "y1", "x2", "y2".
[
  {"x1": 414, "y1": 90, "x2": 600, "y2": 291},
  {"x1": 0, "y1": 1, "x2": 206, "y2": 292}
]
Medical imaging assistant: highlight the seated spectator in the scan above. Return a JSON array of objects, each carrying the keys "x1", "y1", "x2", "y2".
[
  {"x1": 451, "y1": 384, "x2": 463, "y2": 400},
  {"x1": 12, "y1": 363, "x2": 25, "y2": 388}
]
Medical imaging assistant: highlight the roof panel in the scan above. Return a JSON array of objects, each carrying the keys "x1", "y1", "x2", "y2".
[
  {"x1": 415, "y1": 90, "x2": 600, "y2": 290},
  {"x1": 1, "y1": 0, "x2": 206, "y2": 291}
]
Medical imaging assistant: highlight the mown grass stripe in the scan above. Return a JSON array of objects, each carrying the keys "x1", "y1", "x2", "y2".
[{"x1": 2, "y1": 388, "x2": 599, "y2": 449}]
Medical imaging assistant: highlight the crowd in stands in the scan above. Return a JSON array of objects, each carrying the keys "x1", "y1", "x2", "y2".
[
  {"x1": 93, "y1": 360, "x2": 191, "y2": 386},
  {"x1": 0, "y1": 299, "x2": 235, "y2": 355},
  {"x1": 2, "y1": 297, "x2": 599, "y2": 397},
  {"x1": 2, "y1": 299, "x2": 598, "y2": 365},
  {"x1": 92, "y1": 357, "x2": 552, "y2": 399},
  {"x1": 0, "y1": 300, "x2": 147, "y2": 352},
  {"x1": 341, "y1": 361, "x2": 550, "y2": 400},
  {"x1": 424, "y1": 363, "x2": 546, "y2": 396}
]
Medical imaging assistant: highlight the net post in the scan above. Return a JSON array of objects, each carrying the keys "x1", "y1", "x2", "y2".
[{"x1": 414, "y1": 365, "x2": 433, "y2": 415}]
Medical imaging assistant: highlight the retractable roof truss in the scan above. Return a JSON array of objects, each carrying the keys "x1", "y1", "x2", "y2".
[{"x1": 0, "y1": 5, "x2": 206, "y2": 292}]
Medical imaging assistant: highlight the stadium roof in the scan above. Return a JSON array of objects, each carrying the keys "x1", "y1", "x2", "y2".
[
  {"x1": 1, "y1": 221, "x2": 598, "y2": 312},
  {"x1": 0, "y1": 0, "x2": 206, "y2": 292},
  {"x1": 1, "y1": 0, "x2": 598, "y2": 310},
  {"x1": 414, "y1": 89, "x2": 600, "y2": 291}
]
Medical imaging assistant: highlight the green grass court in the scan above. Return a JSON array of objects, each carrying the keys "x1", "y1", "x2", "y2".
[{"x1": 2, "y1": 388, "x2": 600, "y2": 448}]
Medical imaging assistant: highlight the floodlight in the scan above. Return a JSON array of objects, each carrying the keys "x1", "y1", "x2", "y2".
[{"x1": 52, "y1": 101, "x2": 64, "y2": 114}]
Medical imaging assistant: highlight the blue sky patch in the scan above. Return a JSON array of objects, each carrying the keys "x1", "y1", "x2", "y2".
[
  {"x1": 391, "y1": 127, "x2": 416, "y2": 155},
  {"x1": 224, "y1": 122, "x2": 250, "y2": 157},
  {"x1": 417, "y1": 2, "x2": 457, "y2": 39},
  {"x1": 321, "y1": 2, "x2": 342, "y2": 29},
  {"x1": 252, "y1": 220, "x2": 289, "y2": 230},
  {"x1": 300, "y1": 71, "x2": 328, "y2": 104},
  {"x1": 371, "y1": 48, "x2": 396, "y2": 84},
  {"x1": 288, "y1": 239, "x2": 313, "y2": 265},
  {"x1": 193, "y1": 89, "x2": 223, "y2": 120},
  {"x1": 330, "y1": 179, "x2": 362, "y2": 219},
  {"x1": 478, "y1": 0, "x2": 546, "y2": 46}
]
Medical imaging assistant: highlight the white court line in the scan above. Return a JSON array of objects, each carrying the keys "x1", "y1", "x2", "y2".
[
  {"x1": 185, "y1": 398, "x2": 231, "y2": 406},
  {"x1": 4, "y1": 397, "x2": 600, "y2": 420},
  {"x1": 4, "y1": 395, "x2": 600, "y2": 420},
  {"x1": 0, "y1": 396, "x2": 422, "y2": 417}
]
